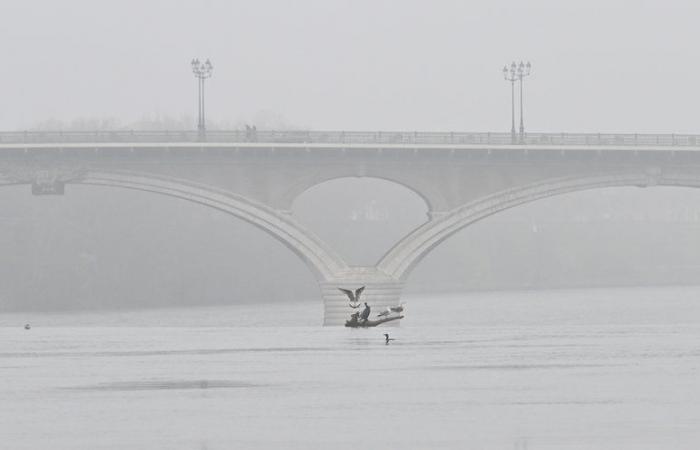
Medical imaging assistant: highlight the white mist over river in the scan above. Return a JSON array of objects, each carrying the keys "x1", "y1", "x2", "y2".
[{"x1": 3, "y1": 286, "x2": 700, "y2": 449}]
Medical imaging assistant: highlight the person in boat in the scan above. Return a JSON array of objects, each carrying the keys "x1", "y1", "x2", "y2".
[{"x1": 359, "y1": 302, "x2": 371, "y2": 322}]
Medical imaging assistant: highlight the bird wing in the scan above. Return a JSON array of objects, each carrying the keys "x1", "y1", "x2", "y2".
[
  {"x1": 377, "y1": 309, "x2": 390, "y2": 317},
  {"x1": 348, "y1": 303, "x2": 361, "y2": 309},
  {"x1": 338, "y1": 288, "x2": 355, "y2": 302},
  {"x1": 354, "y1": 286, "x2": 365, "y2": 301}
]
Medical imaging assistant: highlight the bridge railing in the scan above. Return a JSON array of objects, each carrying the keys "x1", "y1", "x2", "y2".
[{"x1": 1, "y1": 130, "x2": 699, "y2": 146}]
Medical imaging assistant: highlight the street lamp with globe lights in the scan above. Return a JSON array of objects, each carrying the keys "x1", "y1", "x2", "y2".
[
  {"x1": 191, "y1": 58, "x2": 213, "y2": 140},
  {"x1": 503, "y1": 61, "x2": 532, "y2": 143}
]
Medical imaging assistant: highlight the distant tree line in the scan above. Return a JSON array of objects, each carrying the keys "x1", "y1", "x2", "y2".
[{"x1": 26, "y1": 110, "x2": 303, "y2": 132}]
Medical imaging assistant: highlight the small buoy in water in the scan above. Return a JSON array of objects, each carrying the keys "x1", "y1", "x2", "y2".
[{"x1": 24, "y1": 324, "x2": 31, "y2": 330}]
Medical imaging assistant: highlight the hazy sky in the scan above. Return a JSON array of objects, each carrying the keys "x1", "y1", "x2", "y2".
[{"x1": 2, "y1": 0, "x2": 699, "y2": 132}]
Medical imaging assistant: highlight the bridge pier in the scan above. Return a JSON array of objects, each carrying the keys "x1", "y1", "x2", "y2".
[{"x1": 319, "y1": 268, "x2": 405, "y2": 326}]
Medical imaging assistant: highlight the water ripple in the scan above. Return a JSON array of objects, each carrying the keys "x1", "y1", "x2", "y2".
[{"x1": 63, "y1": 379, "x2": 258, "y2": 391}]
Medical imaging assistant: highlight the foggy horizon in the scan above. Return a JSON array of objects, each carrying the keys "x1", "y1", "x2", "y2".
[
  {"x1": 4, "y1": 1, "x2": 700, "y2": 134},
  {"x1": 3, "y1": 1, "x2": 700, "y2": 314},
  {"x1": 6, "y1": 3, "x2": 700, "y2": 449}
]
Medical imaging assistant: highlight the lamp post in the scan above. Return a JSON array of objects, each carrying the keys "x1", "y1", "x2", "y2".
[
  {"x1": 191, "y1": 58, "x2": 213, "y2": 140},
  {"x1": 503, "y1": 61, "x2": 531, "y2": 143},
  {"x1": 503, "y1": 62, "x2": 517, "y2": 142}
]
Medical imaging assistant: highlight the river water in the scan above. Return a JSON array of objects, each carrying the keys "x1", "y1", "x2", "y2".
[{"x1": 2, "y1": 286, "x2": 700, "y2": 449}]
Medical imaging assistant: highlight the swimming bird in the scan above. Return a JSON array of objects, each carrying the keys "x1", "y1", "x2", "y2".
[
  {"x1": 360, "y1": 302, "x2": 371, "y2": 322},
  {"x1": 339, "y1": 286, "x2": 365, "y2": 308},
  {"x1": 384, "y1": 333, "x2": 395, "y2": 344},
  {"x1": 24, "y1": 324, "x2": 31, "y2": 330}
]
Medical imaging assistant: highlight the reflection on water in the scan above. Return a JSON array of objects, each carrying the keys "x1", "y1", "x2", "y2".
[
  {"x1": 2, "y1": 286, "x2": 700, "y2": 449},
  {"x1": 66, "y1": 380, "x2": 258, "y2": 391},
  {"x1": 514, "y1": 438, "x2": 530, "y2": 450}
]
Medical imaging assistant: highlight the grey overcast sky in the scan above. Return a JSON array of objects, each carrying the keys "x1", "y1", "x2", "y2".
[{"x1": 2, "y1": 0, "x2": 699, "y2": 133}]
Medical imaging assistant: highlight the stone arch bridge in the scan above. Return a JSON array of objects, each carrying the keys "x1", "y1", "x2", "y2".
[{"x1": 2, "y1": 129, "x2": 700, "y2": 324}]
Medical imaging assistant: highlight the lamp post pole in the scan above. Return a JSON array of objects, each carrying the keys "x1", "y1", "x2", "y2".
[
  {"x1": 503, "y1": 61, "x2": 532, "y2": 143},
  {"x1": 503, "y1": 63, "x2": 517, "y2": 142},
  {"x1": 191, "y1": 58, "x2": 213, "y2": 141},
  {"x1": 518, "y1": 61, "x2": 532, "y2": 140}
]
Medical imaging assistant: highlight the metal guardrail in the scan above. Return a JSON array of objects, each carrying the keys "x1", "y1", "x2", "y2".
[{"x1": 0, "y1": 130, "x2": 699, "y2": 146}]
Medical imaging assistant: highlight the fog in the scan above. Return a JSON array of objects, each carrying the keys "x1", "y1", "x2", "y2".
[
  {"x1": 7, "y1": 4, "x2": 700, "y2": 450},
  {"x1": 3, "y1": 0, "x2": 700, "y2": 133},
  {"x1": 3, "y1": 0, "x2": 700, "y2": 313},
  {"x1": 4, "y1": 181, "x2": 700, "y2": 312}
]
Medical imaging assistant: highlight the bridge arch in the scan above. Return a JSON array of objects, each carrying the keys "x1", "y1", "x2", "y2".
[
  {"x1": 292, "y1": 176, "x2": 430, "y2": 266},
  {"x1": 0, "y1": 170, "x2": 349, "y2": 281},
  {"x1": 277, "y1": 171, "x2": 448, "y2": 214},
  {"x1": 377, "y1": 170, "x2": 700, "y2": 281}
]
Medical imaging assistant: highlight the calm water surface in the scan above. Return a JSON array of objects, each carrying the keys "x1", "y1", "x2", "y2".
[{"x1": 2, "y1": 286, "x2": 700, "y2": 449}]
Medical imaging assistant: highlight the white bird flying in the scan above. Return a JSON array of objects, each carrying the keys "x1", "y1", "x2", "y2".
[{"x1": 339, "y1": 286, "x2": 365, "y2": 308}]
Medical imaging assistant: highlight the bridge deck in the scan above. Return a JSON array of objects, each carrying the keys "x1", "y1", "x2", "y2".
[{"x1": 1, "y1": 130, "x2": 700, "y2": 148}]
